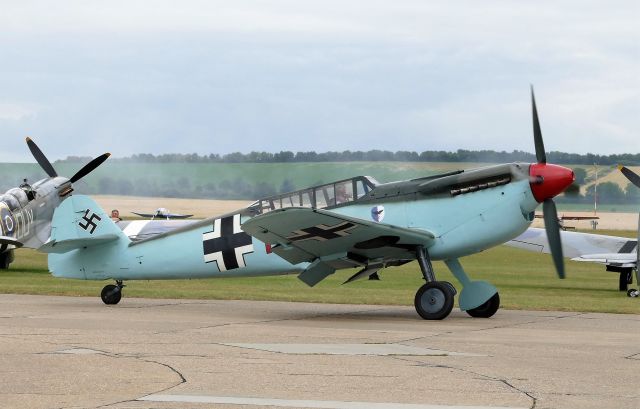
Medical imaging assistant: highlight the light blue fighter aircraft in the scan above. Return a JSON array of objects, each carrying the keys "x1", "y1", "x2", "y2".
[{"x1": 34, "y1": 90, "x2": 575, "y2": 320}]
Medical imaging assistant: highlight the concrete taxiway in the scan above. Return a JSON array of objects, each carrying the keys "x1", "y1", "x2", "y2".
[{"x1": 0, "y1": 294, "x2": 638, "y2": 409}]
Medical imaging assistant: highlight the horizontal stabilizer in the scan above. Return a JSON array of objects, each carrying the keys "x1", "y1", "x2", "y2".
[
  {"x1": 39, "y1": 234, "x2": 120, "y2": 254},
  {"x1": 0, "y1": 236, "x2": 23, "y2": 248}
]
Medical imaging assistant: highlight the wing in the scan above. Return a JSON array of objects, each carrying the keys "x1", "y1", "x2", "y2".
[
  {"x1": 242, "y1": 207, "x2": 435, "y2": 286},
  {"x1": 572, "y1": 253, "x2": 636, "y2": 267},
  {"x1": 507, "y1": 228, "x2": 636, "y2": 260},
  {"x1": 132, "y1": 212, "x2": 156, "y2": 218},
  {"x1": 0, "y1": 236, "x2": 23, "y2": 248}
]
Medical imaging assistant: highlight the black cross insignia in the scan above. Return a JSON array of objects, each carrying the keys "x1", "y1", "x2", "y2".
[
  {"x1": 287, "y1": 221, "x2": 357, "y2": 243},
  {"x1": 202, "y1": 214, "x2": 254, "y2": 271},
  {"x1": 618, "y1": 240, "x2": 638, "y2": 254},
  {"x1": 78, "y1": 209, "x2": 101, "y2": 234}
]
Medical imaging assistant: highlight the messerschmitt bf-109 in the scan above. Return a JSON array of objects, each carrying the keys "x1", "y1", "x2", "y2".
[
  {"x1": 29, "y1": 89, "x2": 574, "y2": 320},
  {"x1": 508, "y1": 165, "x2": 640, "y2": 295}
]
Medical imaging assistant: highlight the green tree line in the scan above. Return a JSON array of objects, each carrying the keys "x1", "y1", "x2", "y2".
[{"x1": 57, "y1": 149, "x2": 640, "y2": 165}]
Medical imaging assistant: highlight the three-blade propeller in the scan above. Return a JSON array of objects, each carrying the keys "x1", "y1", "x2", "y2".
[
  {"x1": 25, "y1": 137, "x2": 110, "y2": 186},
  {"x1": 531, "y1": 88, "x2": 566, "y2": 279}
]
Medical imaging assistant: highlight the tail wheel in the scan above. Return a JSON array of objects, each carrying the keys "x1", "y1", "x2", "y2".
[
  {"x1": 414, "y1": 282, "x2": 455, "y2": 320},
  {"x1": 466, "y1": 292, "x2": 500, "y2": 318},
  {"x1": 101, "y1": 284, "x2": 122, "y2": 305}
]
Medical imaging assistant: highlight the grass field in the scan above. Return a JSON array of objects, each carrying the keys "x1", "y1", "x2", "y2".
[{"x1": 2, "y1": 229, "x2": 638, "y2": 315}]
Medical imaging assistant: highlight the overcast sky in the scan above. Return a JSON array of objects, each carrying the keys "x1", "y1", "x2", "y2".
[{"x1": 0, "y1": 1, "x2": 638, "y2": 162}]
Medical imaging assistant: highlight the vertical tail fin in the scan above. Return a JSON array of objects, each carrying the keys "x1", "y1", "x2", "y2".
[{"x1": 39, "y1": 195, "x2": 129, "y2": 253}]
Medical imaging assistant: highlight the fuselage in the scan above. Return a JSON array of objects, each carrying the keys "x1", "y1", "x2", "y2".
[
  {"x1": 0, "y1": 176, "x2": 68, "y2": 250},
  {"x1": 50, "y1": 163, "x2": 545, "y2": 281}
]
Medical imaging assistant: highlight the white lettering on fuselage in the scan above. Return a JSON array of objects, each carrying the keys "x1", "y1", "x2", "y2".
[{"x1": 12, "y1": 207, "x2": 34, "y2": 239}]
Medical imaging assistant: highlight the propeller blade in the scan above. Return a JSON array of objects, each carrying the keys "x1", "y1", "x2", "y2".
[
  {"x1": 531, "y1": 86, "x2": 546, "y2": 164},
  {"x1": 69, "y1": 153, "x2": 111, "y2": 183},
  {"x1": 25, "y1": 137, "x2": 58, "y2": 177},
  {"x1": 619, "y1": 165, "x2": 640, "y2": 189},
  {"x1": 543, "y1": 199, "x2": 565, "y2": 279}
]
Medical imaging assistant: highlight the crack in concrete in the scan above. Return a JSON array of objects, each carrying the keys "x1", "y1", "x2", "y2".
[
  {"x1": 624, "y1": 352, "x2": 640, "y2": 360},
  {"x1": 390, "y1": 356, "x2": 538, "y2": 409},
  {"x1": 33, "y1": 344, "x2": 189, "y2": 409}
]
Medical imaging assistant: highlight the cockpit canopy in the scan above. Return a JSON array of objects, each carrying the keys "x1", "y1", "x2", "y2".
[
  {"x1": 0, "y1": 188, "x2": 29, "y2": 211},
  {"x1": 250, "y1": 176, "x2": 378, "y2": 215}
]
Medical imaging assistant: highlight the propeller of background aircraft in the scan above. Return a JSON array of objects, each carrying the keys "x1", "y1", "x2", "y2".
[
  {"x1": 26, "y1": 137, "x2": 111, "y2": 187},
  {"x1": 528, "y1": 87, "x2": 569, "y2": 279},
  {"x1": 618, "y1": 165, "x2": 640, "y2": 275},
  {"x1": 619, "y1": 165, "x2": 640, "y2": 189}
]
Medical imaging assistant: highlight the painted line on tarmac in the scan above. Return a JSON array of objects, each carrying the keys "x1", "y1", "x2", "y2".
[
  {"x1": 221, "y1": 343, "x2": 485, "y2": 356},
  {"x1": 138, "y1": 394, "x2": 525, "y2": 409}
]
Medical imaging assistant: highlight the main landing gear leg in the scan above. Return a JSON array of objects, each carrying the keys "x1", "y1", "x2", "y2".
[
  {"x1": 619, "y1": 269, "x2": 633, "y2": 292},
  {"x1": 445, "y1": 259, "x2": 499, "y2": 318},
  {"x1": 101, "y1": 280, "x2": 124, "y2": 305},
  {"x1": 413, "y1": 246, "x2": 455, "y2": 320},
  {"x1": 627, "y1": 268, "x2": 640, "y2": 298}
]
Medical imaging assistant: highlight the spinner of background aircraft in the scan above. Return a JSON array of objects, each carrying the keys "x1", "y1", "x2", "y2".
[
  {"x1": 507, "y1": 165, "x2": 639, "y2": 296},
  {"x1": 37, "y1": 88, "x2": 575, "y2": 321}
]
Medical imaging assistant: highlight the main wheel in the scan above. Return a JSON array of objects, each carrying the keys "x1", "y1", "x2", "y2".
[
  {"x1": 627, "y1": 289, "x2": 639, "y2": 298},
  {"x1": 466, "y1": 292, "x2": 500, "y2": 318},
  {"x1": 0, "y1": 250, "x2": 14, "y2": 269},
  {"x1": 619, "y1": 270, "x2": 633, "y2": 292},
  {"x1": 414, "y1": 282, "x2": 454, "y2": 320},
  {"x1": 0, "y1": 252, "x2": 10, "y2": 269},
  {"x1": 101, "y1": 284, "x2": 122, "y2": 305}
]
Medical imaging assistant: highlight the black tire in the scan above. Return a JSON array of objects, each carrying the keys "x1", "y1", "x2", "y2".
[
  {"x1": 619, "y1": 270, "x2": 632, "y2": 292},
  {"x1": 466, "y1": 292, "x2": 500, "y2": 318},
  {"x1": 101, "y1": 284, "x2": 122, "y2": 305},
  {"x1": 414, "y1": 282, "x2": 455, "y2": 320},
  {"x1": 0, "y1": 252, "x2": 10, "y2": 270}
]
